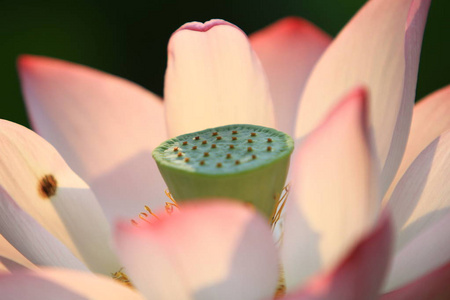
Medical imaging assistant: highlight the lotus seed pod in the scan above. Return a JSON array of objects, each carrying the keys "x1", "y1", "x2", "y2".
[{"x1": 152, "y1": 124, "x2": 294, "y2": 219}]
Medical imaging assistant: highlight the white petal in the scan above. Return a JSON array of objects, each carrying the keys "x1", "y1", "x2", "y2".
[
  {"x1": 284, "y1": 213, "x2": 392, "y2": 300},
  {"x1": 295, "y1": 0, "x2": 431, "y2": 194},
  {"x1": 165, "y1": 19, "x2": 275, "y2": 137},
  {"x1": 385, "y1": 85, "x2": 450, "y2": 202},
  {"x1": 384, "y1": 210, "x2": 450, "y2": 292},
  {"x1": 387, "y1": 129, "x2": 450, "y2": 252},
  {"x1": 282, "y1": 87, "x2": 379, "y2": 290},
  {"x1": 115, "y1": 201, "x2": 279, "y2": 300},
  {"x1": 0, "y1": 120, "x2": 120, "y2": 274},
  {"x1": 18, "y1": 55, "x2": 168, "y2": 222},
  {"x1": 382, "y1": 261, "x2": 450, "y2": 300},
  {"x1": 0, "y1": 234, "x2": 36, "y2": 272},
  {"x1": 250, "y1": 17, "x2": 331, "y2": 136},
  {"x1": 0, "y1": 188, "x2": 87, "y2": 271},
  {"x1": 0, "y1": 268, "x2": 145, "y2": 300}
]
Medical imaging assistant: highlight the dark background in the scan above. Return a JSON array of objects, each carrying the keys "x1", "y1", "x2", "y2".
[{"x1": 1, "y1": 0, "x2": 448, "y2": 127}]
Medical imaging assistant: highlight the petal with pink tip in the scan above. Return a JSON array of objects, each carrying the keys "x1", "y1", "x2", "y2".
[
  {"x1": 284, "y1": 213, "x2": 392, "y2": 300},
  {"x1": 0, "y1": 234, "x2": 36, "y2": 272},
  {"x1": 165, "y1": 19, "x2": 275, "y2": 137},
  {"x1": 0, "y1": 188, "x2": 87, "y2": 271},
  {"x1": 382, "y1": 261, "x2": 450, "y2": 300},
  {"x1": 115, "y1": 201, "x2": 279, "y2": 300},
  {"x1": 250, "y1": 17, "x2": 331, "y2": 136},
  {"x1": 385, "y1": 85, "x2": 450, "y2": 202},
  {"x1": 0, "y1": 120, "x2": 120, "y2": 274},
  {"x1": 387, "y1": 130, "x2": 450, "y2": 250},
  {"x1": 18, "y1": 55, "x2": 168, "y2": 222},
  {"x1": 0, "y1": 268, "x2": 145, "y2": 300},
  {"x1": 282, "y1": 87, "x2": 379, "y2": 290},
  {"x1": 295, "y1": 0, "x2": 431, "y2": 194},
  {"x1": 384, "y1": 210, "x2": 450, "y2": 292}
]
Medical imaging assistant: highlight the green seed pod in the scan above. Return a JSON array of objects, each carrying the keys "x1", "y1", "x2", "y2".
[{"x1": 152, "y1": 124, "x2": 294, "y2": 219}]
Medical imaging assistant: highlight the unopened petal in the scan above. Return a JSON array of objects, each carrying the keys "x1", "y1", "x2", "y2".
[
  {"x1": 115, "y1": 201, "x2": 279, "y2": 300},
  {"x1": 295, "y1": 0, "x2": 431, "y2": 194},
  {"x1": 250, "y1": 17, "x2": 331, "y2": 135},
  {"x1": 165, "y1": 20, "x2": 275, "y2": 137},
  {"x1": 283, "y1": 87, "x2": 379, "y2": 290},
  {"x1": 18, "y1": 55, "x2": 168, "y2": 221}
]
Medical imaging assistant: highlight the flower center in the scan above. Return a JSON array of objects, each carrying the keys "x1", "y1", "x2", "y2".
[{"x1": 152, "y1": 124, "x2": 294, "y2": 219}]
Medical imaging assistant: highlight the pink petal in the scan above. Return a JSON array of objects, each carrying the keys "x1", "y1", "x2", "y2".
[
  {"x1": 250, "y1": 17, "x2": 331, "y2": 136},
  {"x1": 165, "y1": 19, "x2": 275, "y2": 137},
  {"x1": 282, "y1": 87, "x2": 379, "y2": 290},
  {"x1": 18, "y1": 55, "x2": 168, "y2": 222},
  {"x1": 283, "y1": 213, "x2": 392, "y2": 300},
  {"x1": 0, "y1": 234, "x2": 36, "y2": 272},
  {"x1": 382, "y1": 261, "x2": 450, "y2": 300},
  {"x1": 115, "y1": 201, "x2": 279, "y2": 300},
  {"x1": 295, "y1": 0, "x2": 431, "y2": 194},
  {"x1": 385, "y1": 85, "x2": 450, "y2": 202},
  {"x1": 0, "y1": 120, "x2": 120, "y2": 274},
  {"x1": 0, "y1": 188, "x2": 87, "y2": 271},
  {"x1": 0, "y1": 268, "x2": 145, "y2": 300}
]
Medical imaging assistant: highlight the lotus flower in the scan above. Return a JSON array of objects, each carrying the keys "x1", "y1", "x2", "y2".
[{"x1": 1, "y1": 0, "x2": 449, "y2": 299}]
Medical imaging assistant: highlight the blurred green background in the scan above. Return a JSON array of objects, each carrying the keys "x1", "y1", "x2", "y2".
[{"x1": 1, "y1": 0, "x2": 448, "y2": 128}]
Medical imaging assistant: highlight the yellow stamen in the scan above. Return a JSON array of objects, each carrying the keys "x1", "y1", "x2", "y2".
[
  {"x1": 145, "y1": 205, "x2": 160, "y2": 220},
  {"x1": 274, "y1": 268, "x2": 286, "y2": 298},
  {"x1": 112, "y1": 268, "x2": 133, "y2": 288},
  {"x1": 131, "y1": 190, "x2": 179, "y2": 225},
  {"x1": 270, "y1": 184, "x2": 290, "y2": 230},
  {"x1": 270, "y1": 184, "x2": 290, "y2": 299}
]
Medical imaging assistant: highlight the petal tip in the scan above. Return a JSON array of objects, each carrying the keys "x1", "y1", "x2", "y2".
[
  {"x1": 322, "y1": 86, "x2": 369, "y2": 130},
  {"x1": 17, "y1": 54, "x2": 40, "y2": 72},
  {"x1": 17, "y1": 54, "x2": 64, "y2": 76},
  {"x1": 175, "y1": 19, "x2": 237, "y2": 33},
  {"x1": 273, "y1": 16, "x2": 321, "y2": 34}
]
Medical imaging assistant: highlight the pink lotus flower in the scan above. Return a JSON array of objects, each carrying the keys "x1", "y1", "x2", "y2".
[{"x1": 1, "y1": 0, "x2": 449, "y2": 299}]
